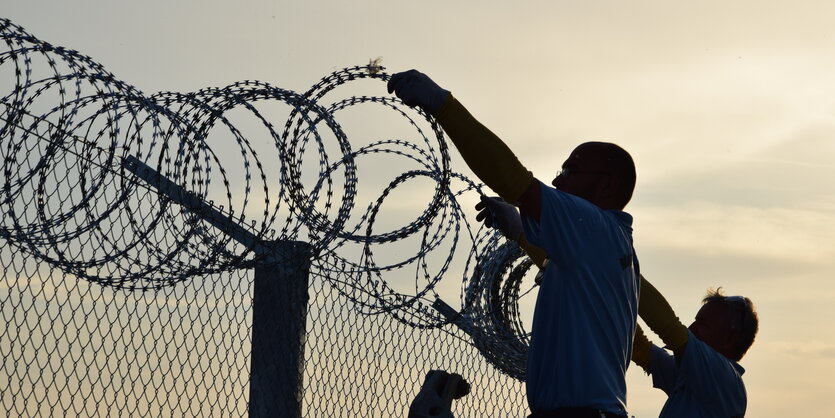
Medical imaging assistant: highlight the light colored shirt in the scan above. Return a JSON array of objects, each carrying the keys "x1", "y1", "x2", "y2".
[
  {"x1": 651, "y1": 331, "x2": 747, "y2": 417},
  {"x1": 522, "y1": 181, "x2": 639, "y2": 415}
]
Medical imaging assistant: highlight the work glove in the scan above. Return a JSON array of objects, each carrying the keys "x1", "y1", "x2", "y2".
[
  {"x1": 408, "y1": 370, "x2": 470, "y2": 418},
  {"x1": 475, "y1": 195, "x2": 523, "y2": 242},
  {"x1": 387, "y1": 70, "x2": 450, "y2": 115}
]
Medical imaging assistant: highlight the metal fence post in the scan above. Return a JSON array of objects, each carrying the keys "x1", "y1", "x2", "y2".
[
  {"x1": 121, "y1": 157, "x2": 314, "y2": 416},
  {"x1": 249, "y1": 241, "x2": 312, "y2": 418}
]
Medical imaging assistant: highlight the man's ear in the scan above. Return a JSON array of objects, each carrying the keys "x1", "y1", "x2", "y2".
[
  {"x1": 595, "y1": 175, "x2": 619, "y2": 208},
  {"x1": 723, "y1": 324, "x2": 743, "y2": 359}
]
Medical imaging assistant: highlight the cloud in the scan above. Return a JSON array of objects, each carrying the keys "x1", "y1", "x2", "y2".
[
  {"x1": 635, "y1": 202, "x2": 835, "y2": 266},
  {"x1": 637, "y1": 121, "x2": 835, "y2": 209},
  {"x1": 776, "y1": 341, "x2": 835, "y2": 359},
  {"x1": 817, "y1": 347, "x2": 835, "y2": 359}
]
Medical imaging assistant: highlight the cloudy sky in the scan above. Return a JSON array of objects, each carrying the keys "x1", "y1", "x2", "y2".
[{"x1": 7, "y1": 1, "x2": 835, "y2": 416}]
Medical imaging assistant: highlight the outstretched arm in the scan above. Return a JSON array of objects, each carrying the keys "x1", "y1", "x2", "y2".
[
  {"x1": 633, "y1": 277, "x2": 690, "y2": 371},
  {"x1": 639, "y1": 275, "x2": 689, "y2": 356},
  {"x1": 433, "y1": 95, "x2": 534, "y2": 204},
  {"x1": 388, "y1": 70, "x2": 542, "y2": 219}
]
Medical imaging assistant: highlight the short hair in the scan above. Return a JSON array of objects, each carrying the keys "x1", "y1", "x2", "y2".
[
  {"x1": 703, "y1": 288, "x2": 759, "y2": 361},
  {"x1": 581, "y1": 142, "x2": 637, "y2": 209}
]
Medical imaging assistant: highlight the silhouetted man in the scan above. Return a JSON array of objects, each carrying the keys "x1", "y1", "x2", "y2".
[
  {"x1": 632, "y1": 280, "x2": 758, "y2": 417},
  {"x1": 476, "y1": 191, "x2": 758, "y2": 417},
  {"x1": 388, "y1": 70, "x2": 639, "y2": 418}
]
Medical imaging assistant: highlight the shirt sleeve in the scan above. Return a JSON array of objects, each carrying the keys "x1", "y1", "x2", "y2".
[{"x1": 650, "y1": 345, "x2": 678, "y2": 395}]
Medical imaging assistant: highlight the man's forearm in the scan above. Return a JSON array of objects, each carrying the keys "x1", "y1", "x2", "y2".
[
  {"x1": 632, "y1": 324, "x2": 652, "y2": 373},
  {"x1": 639, "y1": 275, "x2": 689, "y2": 354},
  {"x1": 434, "y1": 95, "x2": 534, "y2": 204}
]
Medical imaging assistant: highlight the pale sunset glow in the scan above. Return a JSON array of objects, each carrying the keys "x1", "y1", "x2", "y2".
[{"x1": 6, "y1": 1, "x2": 835, "y2": 416}]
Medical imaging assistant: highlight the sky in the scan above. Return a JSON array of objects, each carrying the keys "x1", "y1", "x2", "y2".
[{"x1": 6, "y1": 1, "x2": 835, "y2": 416}]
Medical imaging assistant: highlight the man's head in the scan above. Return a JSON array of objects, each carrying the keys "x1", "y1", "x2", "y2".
[
  {"x1": 551, "y1": 141, "x2": 636, "y2": 210},
  {"x1": 689, "y1": 289, "x2": 759, "y2": 362}
]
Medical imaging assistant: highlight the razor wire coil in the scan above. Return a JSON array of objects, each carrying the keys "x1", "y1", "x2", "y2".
[{"x1": 0, "y1": 17, "x2": 538, "y2": 382}]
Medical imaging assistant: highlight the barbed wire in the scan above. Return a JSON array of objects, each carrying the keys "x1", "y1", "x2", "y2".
[{"x1": 0, "y1": 17, "x2": 536, "y2": 379}]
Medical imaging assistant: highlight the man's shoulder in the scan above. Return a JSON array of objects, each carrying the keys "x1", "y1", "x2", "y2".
[
  {"x1": 537, "y1": 183, "x2": 604, "y2": 218},
  {"x1": 538, "y1": 183, "x2": 633, "y2": 225},
  {"x1": 683, "y1": 334, "x2": 746, "y2": 388}
]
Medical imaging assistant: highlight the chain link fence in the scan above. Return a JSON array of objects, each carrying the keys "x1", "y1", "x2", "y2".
[
  {"x1": 1, "y1": 241, "x2": 529, "y2": 417},
  {"x1": 1, "y1": 17, "x2": 532, "y2": 417}
]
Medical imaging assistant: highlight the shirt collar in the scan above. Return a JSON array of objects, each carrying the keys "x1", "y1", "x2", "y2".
[{"x1": 609, "y1": 210, "x2": 633, "y2": 229}]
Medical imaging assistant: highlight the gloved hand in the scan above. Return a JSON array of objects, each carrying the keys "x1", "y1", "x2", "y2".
[
  {"x1": 387, "y1": 70, "x2": 450, "y2": 115},
  {"x1": 475, "y1": 195, "x2": 523, "y2": 242},
  {"x1": 408, "y1": 370, "x2": 470, "y2": 418}
]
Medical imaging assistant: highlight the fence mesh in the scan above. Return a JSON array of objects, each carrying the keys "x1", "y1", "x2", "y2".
[
  {"x1": 1, "y1": 242, "x2": 529, "y2": 417},
  {"x1": 1, "y1": 245, "x2": 253, "y2": 416},
  {"x1": 1, "y1": 18, "x2": 531, "y2": 417}
]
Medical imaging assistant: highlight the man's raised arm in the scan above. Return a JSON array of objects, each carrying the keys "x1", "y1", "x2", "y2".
[
  {"x1": 639, "y1": 276, "x2": 689, "y2": 356},
  {"x1": 387, "y1": 70, "x2": 540, "y2": 216}
]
